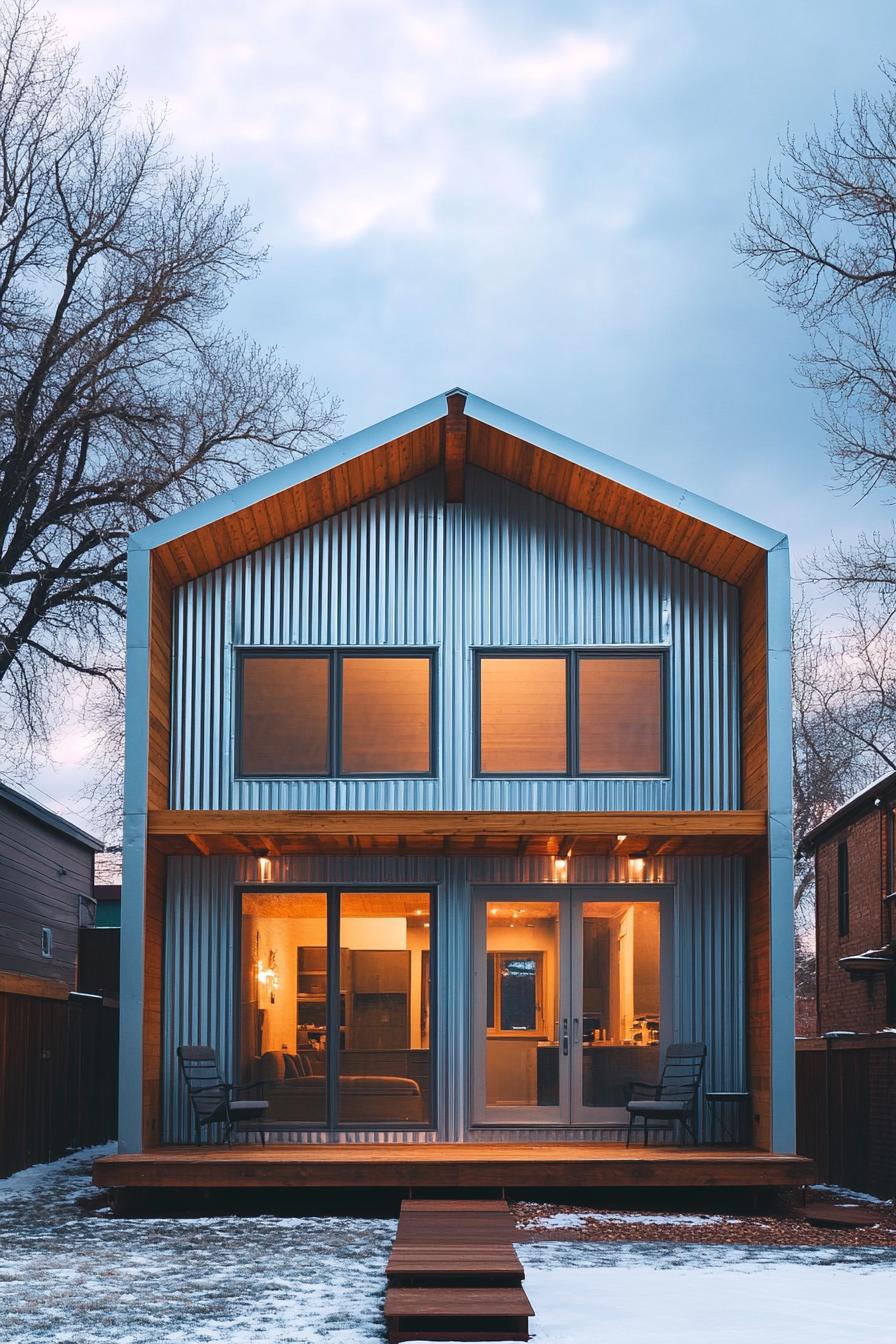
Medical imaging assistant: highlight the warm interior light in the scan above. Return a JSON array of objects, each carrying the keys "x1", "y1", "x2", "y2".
[
  {"x1": 257, "y1": 855, "x2": 272, "y2": 883},
  {"x1": 628, "y1": 856, "x2": 646, "y2": 879},
  {"x1": 552, "y1": 854, "x2": 568, "y2": 882}
]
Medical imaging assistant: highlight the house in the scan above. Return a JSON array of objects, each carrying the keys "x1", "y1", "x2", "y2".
[
  {"x1": 98, "y1": 389, "x2": 805, "y2": 1194},
  {"x1": 800, "y1": 772, "x2": 896, "y2": 1034},
  {"x1": 795, "y1": 772, "x2": 896, "y2": 1196},
  {"x1": 0, "y1": 782, "x2": 114, "y2": 1176},
  {"x1": 0, "y1": 781, "x2": 103, "y2": 993}
]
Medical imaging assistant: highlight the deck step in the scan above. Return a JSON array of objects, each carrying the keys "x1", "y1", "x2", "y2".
[
  {"x1": 386, "y1": 1243, "x2": 525, "y2": 1284},
  {"x1": 384, "y1": 1286, "x2": 534, "y2": 1343},
  {"x1": 385, "y1": 1197, "x2": 532, "y2": 1342}
]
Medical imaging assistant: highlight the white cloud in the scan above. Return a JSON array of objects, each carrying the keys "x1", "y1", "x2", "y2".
[{"x1": 51, "y1": 0, "x2": 631, "y2": 245}]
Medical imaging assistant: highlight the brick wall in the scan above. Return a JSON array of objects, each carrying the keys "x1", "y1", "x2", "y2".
[{"x1": 815, "y1": 808, "x2": 892, "y2": 1034}]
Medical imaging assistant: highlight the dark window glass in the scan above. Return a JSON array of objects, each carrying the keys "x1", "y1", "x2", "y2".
[
  {"x1": 479, "y1": 656, "x2": 567, "y2": 773},
  {"x1": 837, "y1": 841, "x2": 849, "y2": 937},
  {"x1": 341, "y1": 656, "x2": 431, "y2": 774},
  {"x1": 578, "y1": 655, "x2": 663, "y2": 774},
  {"x1": 240, "y1": 656, "x2": 329, "y2": 775},
  {"x1": 500, "y1": 956, "x2": 538, "y2": 1031}
]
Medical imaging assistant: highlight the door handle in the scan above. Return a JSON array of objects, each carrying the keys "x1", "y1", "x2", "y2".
[
  {"x1": 573, "y1": 1017, "x2": 580, "y2": 1046},
  {"x1": 562, "y1": 1017, "x2": 569, "y2": 1057}
]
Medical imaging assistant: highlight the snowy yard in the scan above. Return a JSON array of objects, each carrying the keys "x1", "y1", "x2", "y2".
[{"x1": 0, "y1": 1147, "x2": 893, "y2": 1344}]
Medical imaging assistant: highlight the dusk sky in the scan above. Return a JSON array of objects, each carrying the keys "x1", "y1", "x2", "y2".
[{"x1": 22, "y1": 0, "x2": 896, "y2": 835}]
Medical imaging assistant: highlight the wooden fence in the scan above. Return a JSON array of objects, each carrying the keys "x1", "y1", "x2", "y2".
[
  {"x1": 796, "y1": 1035, "x2": 896, "y2": 1198},
  {"x1": 0, "y1": 986, "x2": 118, "y2": 1178}
]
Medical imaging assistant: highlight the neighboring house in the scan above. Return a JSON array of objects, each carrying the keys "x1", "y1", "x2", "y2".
[
  {"x1": 796, "y1": 773, "x2": 896, "y2": 1197},
  {"x1": 800, "y1": 772, "x2": 896, "y2": 1034},
  {"x1": 79, "y1": 884, "x2": 121, "y2": 1001},
  {"x1": 0, "y1": 784, "x2": 115, "y2": 1177},
  {"x1": 112, "y1": 389, "x2": 796, "y2": 1173},
  {"x1": 0, "y1": 781, "x2": 103, "y2": 993}
]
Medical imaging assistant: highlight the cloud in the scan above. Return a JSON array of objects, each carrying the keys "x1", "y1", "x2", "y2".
[{"x1": 52, "y1": 0, "x2": 630, "y2": 245}]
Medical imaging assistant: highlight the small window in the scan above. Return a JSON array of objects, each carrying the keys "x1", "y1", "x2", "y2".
[
  {"x1": 476, "y1": 650, "x2": 665, "y2": 777},
  {"x1": 41, "y1": 927, "x2": 53, "y2": 959},
  {"x1": 241, "y1": 655, "x2": 329, "y2": 775},
  {"x1": 479, "y1": 656, "x2": 567, "y2": 774},
  {"x1": 488, "y1": 952, "x2": 544, "y2": 1033},
  {"x1": 341, "y1": 656, "x2": 431, "y2": 775},
  {"x1": 578, "y1": 655, "x2": 663, "y2": 774},
  {"x1": 837, "y1": 841, "x2": 849, "y2": 937},
  {"x1": 238, "y1": 649, "x2": 434, "y2": 778}
]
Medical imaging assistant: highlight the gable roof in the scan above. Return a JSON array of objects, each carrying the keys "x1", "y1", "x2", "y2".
[
  {"x1": 799, "y1": 768, "x2": 896, "y2": 854},
  {"x1": 0, "y1": 781, "x2": 104, "y2": 851},
  {"x1": 130, "y1": 388, "x2": 786, "y2": 588}
]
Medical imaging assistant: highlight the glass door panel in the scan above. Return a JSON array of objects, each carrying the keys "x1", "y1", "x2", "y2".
[
  {"x1": 338, "y1": 891, "x2": 431, "y2": 1125},
  {"x1": 573, "y1": 897, "x2": 662, "y2": 1123},
  {"x1": 474, "y1": 895, "x2": 568, "y2": 1123},
  {"x1": 239, "y1": 890, "x2": 329, "y2": 1125}
]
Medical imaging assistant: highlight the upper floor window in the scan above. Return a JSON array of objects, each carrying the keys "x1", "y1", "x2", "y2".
[
  {"x1": 476, "y1": 649, "x2": 665, "y2": 777},
  {"x1": 238, "y1": 649, "x2": 434, "y2": 778},
  {"x1": 837, "y1": 840, "x2": 849, "y2": 937}
]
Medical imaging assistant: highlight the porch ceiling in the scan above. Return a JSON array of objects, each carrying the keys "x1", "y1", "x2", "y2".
[{"x1": 146, "y1": 809, "x2": 767, "y2": 858}]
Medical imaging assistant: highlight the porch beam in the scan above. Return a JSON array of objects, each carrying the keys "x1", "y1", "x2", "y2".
[{"x1": 148, "y1": 808, "x2": 766, "y2": 840}]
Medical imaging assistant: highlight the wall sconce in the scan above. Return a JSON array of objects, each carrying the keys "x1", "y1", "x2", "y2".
[
  {"x1": 552, "y1": 854, "x2": 568, "y2": 883},
  {"x1": 257, "y1": 950, "x2": 279, "y2": 1005},
  {"x1": 627, "y1": 856, "x2": 646, "y2": 881},
  {"x1": 257, "y1": 854, "x2": 272, "y2": 883}
]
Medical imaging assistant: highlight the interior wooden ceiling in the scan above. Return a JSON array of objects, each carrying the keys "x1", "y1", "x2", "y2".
[
  {"x1": 149, "y1": 408, "x2": 764, "y2": 589},
  {"x1": 242, "y1": 891, "x2": 431, "y2": 918}
]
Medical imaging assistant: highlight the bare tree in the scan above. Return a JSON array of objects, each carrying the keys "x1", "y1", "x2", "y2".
[
  {"x1": 0, "y1": 2, "x2": 339, "y2": 757},
  {"x1": 790, "y1": 587, "x2": 895, "y2": 977}
]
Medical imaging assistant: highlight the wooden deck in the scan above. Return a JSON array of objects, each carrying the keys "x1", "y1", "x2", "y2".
[{"x1": 93, "y1": 1142, "x2": 812, "y2": 1191}]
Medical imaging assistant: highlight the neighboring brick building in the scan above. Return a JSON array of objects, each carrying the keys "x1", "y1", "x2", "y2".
[
  {"x1": 801, "y1": 771, "x2": 896, "y2": 1034},
  {"x1": 796, "y1": 774, "x2": 896, "y2": 1196}
]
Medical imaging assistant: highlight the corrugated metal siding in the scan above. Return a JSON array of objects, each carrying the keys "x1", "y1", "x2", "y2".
[
  {"x1": 169, "y1": 467, "x2": 740, "y2": 811},
  {"x1": 162, "y1": 854, "x2": 745, "y2": 1144}
]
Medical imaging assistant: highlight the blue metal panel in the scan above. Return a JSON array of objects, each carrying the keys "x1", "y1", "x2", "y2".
[
  {"x1": 169, "y1": 467, "x2": 740, "y2": 813},
  {"x1": 118, "y1": 544, "x2": 152, "y2": 1154},
  {"x1": 161, "y1": 853, "x2": 745, "y2": 1144},
  {"x1": 766, "y1": 539, "x2": 796, "y2": 1152}
]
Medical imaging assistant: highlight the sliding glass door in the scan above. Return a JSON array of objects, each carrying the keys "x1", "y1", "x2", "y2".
[
  {"x1": 473, "y1": 888, "x2": 666, "y2": 1126},
  {"x1": 239, "y1": 887, "x2": 432, "y2": 1128}
]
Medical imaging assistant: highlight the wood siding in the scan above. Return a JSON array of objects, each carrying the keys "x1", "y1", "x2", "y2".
[{"x1": 0, "y1": 798, "x2": 95, "y2": 989}]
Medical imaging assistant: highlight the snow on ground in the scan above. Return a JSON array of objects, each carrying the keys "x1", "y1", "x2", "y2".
[
  {"x1": 516, "y1": 1203, "x2": 744, "y2": 1229},
  {"x1": 0, "y1": 1148, "x2": 894, "y2": 1343}
]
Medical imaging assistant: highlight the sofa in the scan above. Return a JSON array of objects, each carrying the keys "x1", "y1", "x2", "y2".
[{"x1": 250, "y1": 1049, "x2": 425, "y2": 1124}]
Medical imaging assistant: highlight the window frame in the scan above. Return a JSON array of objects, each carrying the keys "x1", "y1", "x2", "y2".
[
  {"x1": 235, "y1": 646, "x2": 438, "y2": 780},
  {"x1": 234, "y1": 882, "x2": 438, "y2": 1132},
  {"x1": 487, "y1": 949, "x2": 546, "y2": 1036},
  {"x1": 837, "y1": 839, "x2": 850, "y2": 938},
  {"x1": 473, "y1": 647, "x2": 668, "y2": 779}
]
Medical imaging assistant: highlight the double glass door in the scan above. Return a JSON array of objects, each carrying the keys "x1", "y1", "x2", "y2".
[{"x1": 472, "y1": 888, "x2": 666, "y2": 1125}]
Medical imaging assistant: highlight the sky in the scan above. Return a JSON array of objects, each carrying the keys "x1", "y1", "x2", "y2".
[{"x1": 16, "y1": 0, "x2": 896, "y2": 837}]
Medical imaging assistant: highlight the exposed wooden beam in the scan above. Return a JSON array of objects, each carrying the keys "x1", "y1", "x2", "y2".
[
  {"x1": 149, "y1": 809, "x2": 767, "y2": 840},
  {"x1": 185, "y1": 832, "x2": 211, "y2": 856},
  {"x1": 258, "y1": 834, "x2": 282, "y2": 856},
  {"x1": 443, "y1": 392, "x2": 467, "y2": 503}
]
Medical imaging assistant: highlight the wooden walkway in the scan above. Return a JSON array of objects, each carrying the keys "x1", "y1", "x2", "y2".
[{"x1": 384, "y1": 1199, "x2": 533, "y2": 1343}]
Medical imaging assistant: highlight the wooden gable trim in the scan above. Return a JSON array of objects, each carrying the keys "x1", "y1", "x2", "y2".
[
  {"x1": 152, "y1": 421, "x2": 443, "y2": 588},
  {"x1": 147, "y1": 414, "x2": 764, "y2": 590},
  {"x1": 466, "y1": 420, "x2": 763, "y2": 585},
  {"x1": 442, "y1": 391, "x2": 468, "y2": 503}
]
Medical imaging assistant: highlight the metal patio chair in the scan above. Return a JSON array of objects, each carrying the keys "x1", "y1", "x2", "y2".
[
  {"x1": 625, "y1": 1042, "x2": 706, "y2": 1147},
  {"x1": 177, "y1": 1044, "x2": 269, "y2": 1145}
]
